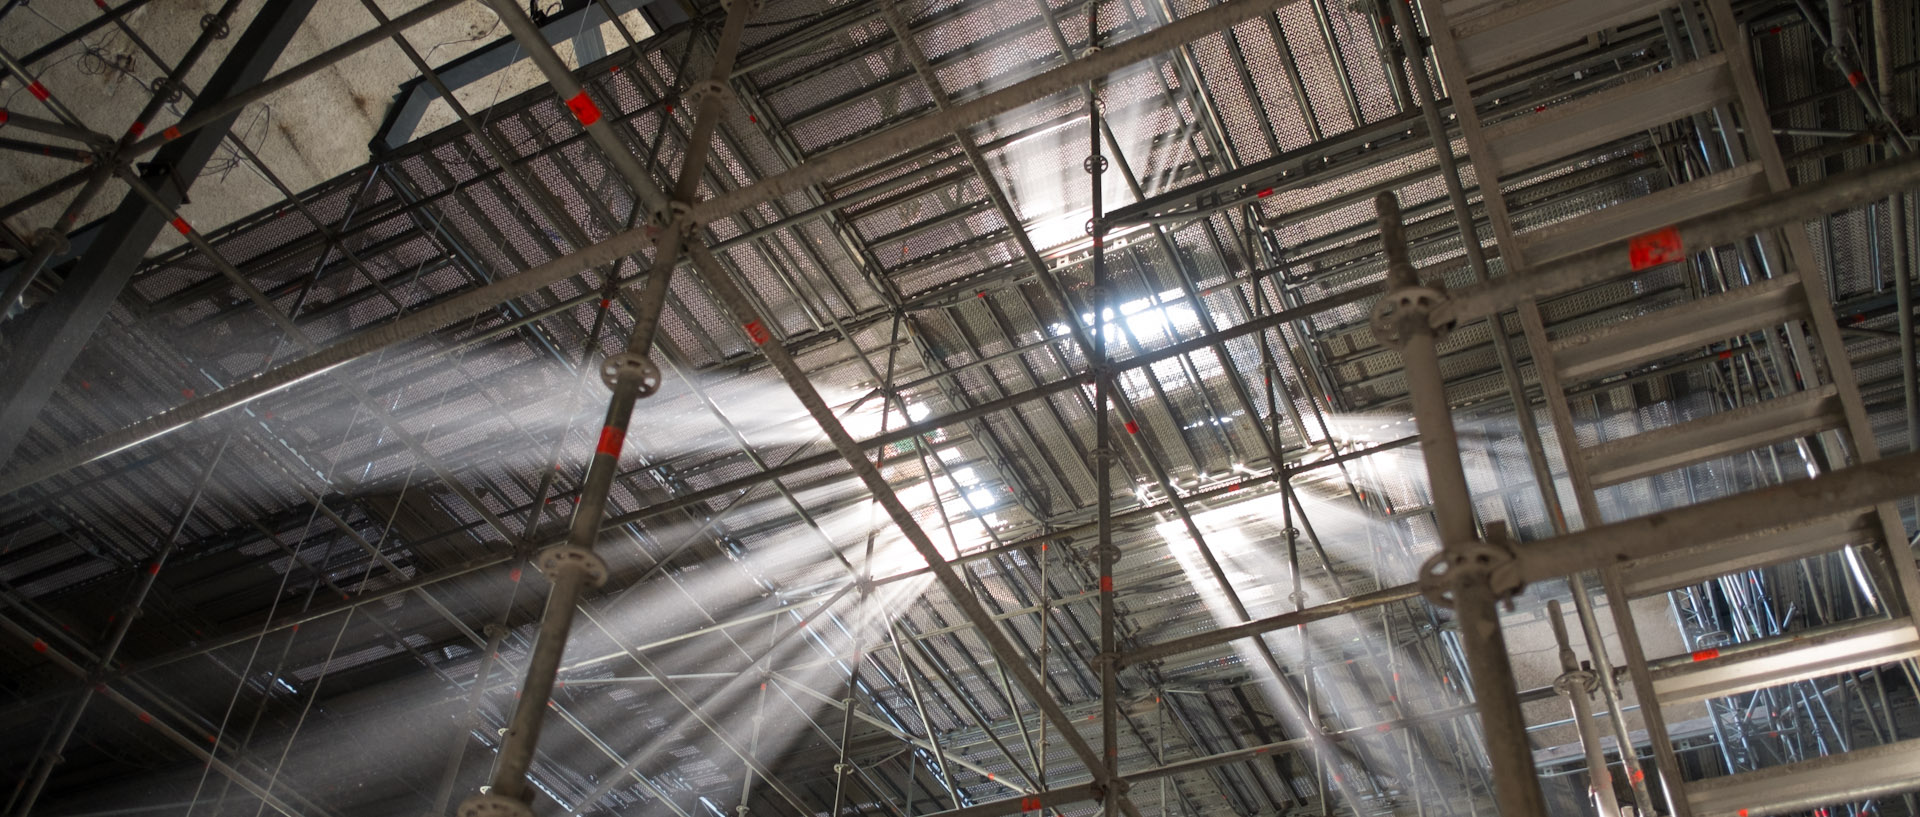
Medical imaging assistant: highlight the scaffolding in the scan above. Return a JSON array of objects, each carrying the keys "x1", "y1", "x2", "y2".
[{"x1": 1, "y1": 1, "x2": 1918, "y2": 817}]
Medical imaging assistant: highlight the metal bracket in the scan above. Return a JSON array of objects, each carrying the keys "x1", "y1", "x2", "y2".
[
  {"x1": 536, "y1": 544, "x2": 610, "y2": 588},
  {"x1": 457, "y1": 793, "x2": 534, "y2": 817},
  {"x1": 1552, "y1": 667, "x2": 1598, "y2": 698},
  {"x1": 651, "y1": 200, "x2": 697, "y2": 236},
  {"x1": 600, "y1": 351, "x2": 661, "y2": 396},
  {"x1": 1416, "y1": 524, "x2": 1524, "y2": 609},
  {"x1": 31, "y1": 228, "x2": 69, "y2": 257},
  {"x1": 200, "y1": 13, "x2": 231, "y2": 39},
  {"x1": 687, "y1": 78, "x2": 731, "y2": 110},
  {"x1": 1368, "y1": 285, "x2": 1451, "y2": 347}
]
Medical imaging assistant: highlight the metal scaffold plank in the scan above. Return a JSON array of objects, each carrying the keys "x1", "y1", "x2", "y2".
[
  {"x1": 1447, "y1": 0, "x2": 1669, "y2": 76},
  {"x1": 1480, "y1": 53, "x2": 1733, "y2": 175},
  {"x1": 1618, "y1": 511, "x2": 1879, "y2": 597},
  {"x1": 1583, "y1": 383, "x2": 1844, "y2": 487},
  {"x1": 1516, "y1": 163, "x2": 1771, "y2": 267},
  {"x1": 1683, "y1": 738, "x2": 1920, "y2": 817},
  {"x1": 1550, "y1": 273, "x2": 1808, "y2": 382},
  {"x1": 1648, "y1": 617, "x2": 1920, "y2": 706}
]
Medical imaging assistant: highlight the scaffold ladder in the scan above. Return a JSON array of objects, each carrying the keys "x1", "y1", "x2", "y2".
[{"x1": 1411, "y1": 0, "x2": 1920, "y2": 814}]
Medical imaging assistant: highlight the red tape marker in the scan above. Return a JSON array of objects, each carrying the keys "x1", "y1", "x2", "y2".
[
  {"x1": 1099, "y1": 575, "x2": 1114, "y2": 592},
  {"x1": 1628, "y1": 225, "x2": 1683, "y2": 271},
  {"x1": 743, "y1": 320, "x2": 771, "y2": 345},
  {"x1": 1847, "y1": 70, "x2": 1866, "y2": 87},
  {"x1": 1124, "y1": 420, "x2": 1140, "y2": 434},
  {"x1": 28, "y1": 82, "x2": 49, "y2": 101},
  {"x1": 1690, "y1": 648, "x2": 1720, "y2": 662},
  {"x1": 596, "y1": 425, "x2": 625, "y2": 458},
  {"x1": 128, "y1": 121, "x2": 145, "y2": 137},
  {"x1": 170, "y1": 217, "x2": 191, "y2": 235},
  {"x1": 162, "y1": 125, "x2": 181, "y2": 140},
  {"x1": 566, "y1": 91, "x2": 602, "y2": 126},
  {"x1": 0, "y1": 110, "x2": 10, "y2": 126}
]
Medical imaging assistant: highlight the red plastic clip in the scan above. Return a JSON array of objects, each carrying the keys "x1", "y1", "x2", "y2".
[
  {"x1": 743, "y1": 320, "x2": 772, "y2": 345},
  {"x1": 1628, "y1": 225, "x2": 1683, "y2": 270},
  {"x1": 566, "y1": 91, "x2": 603, "y2": 126},
  {"x1": 596, "y1": 425, "x2": 625, "y2": 458}
]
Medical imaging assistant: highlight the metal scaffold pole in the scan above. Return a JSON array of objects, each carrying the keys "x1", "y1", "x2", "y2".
[
  {"x1": 1548, "y1": 599, "x2": 1623, "y2": 817},
  {"x1": 1086, "y1": 7, "x2": 1123, "y2": 813},
  {"x1": 1371, "y1": 192, "x2": 1545, "y2": 817},
  {"x1": 456, "y1": 1, "x2": 757, "y2": 815}
]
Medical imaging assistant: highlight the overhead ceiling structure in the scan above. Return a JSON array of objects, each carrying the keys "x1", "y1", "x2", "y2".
[{"x1": 1, "y1": 1, "x2": 1919, "y2": 817}]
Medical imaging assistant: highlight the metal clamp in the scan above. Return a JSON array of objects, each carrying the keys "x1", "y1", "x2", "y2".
[
  {"x1": 31, "y1": 228, "x2": 69, "y2": 256},
  {"x1": 199, "y1": 13, "x2": 230, "y2": 38},
  {"x1": 1416, "y1": 525, "x2": 1523, "y2": 609},
  {"x1": 1368, "y1": 285, "x2": 1450, "y2": 347},
  {"x1": 150, "y1": 77, "x2": 182, "y2": 104},
  {"x1": 600, "y1": 351, "x2": 661, "y2": 396},
  {"x1": 457, "y1": 793, "x2": 534, "y2": 817},
  {"x1": 536, "y1": 544, "x2": 609, "y2": 588},
  {"x1": 1552, "y1": 667, "x2": 1598, "y2": 698},
  {"x1": 651, "y1": 200, "x2": 697, "y2": 236},
  {"x1": 687, "y1": 78, "x2": 731, "y2": 110}
]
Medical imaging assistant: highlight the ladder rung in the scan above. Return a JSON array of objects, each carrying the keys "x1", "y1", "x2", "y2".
[
  {"x1": 1517, "y1": 164, "x2": 1770, "y2": 268},
  {"x1": 1649, "y1": 617, "x2": 1920, "y2": 706},
  {"x1": 1450, "y1": 0, "x2": 1669, "y2": 77},
  {"x1": 1481, "y1": 54, "x2": 1734, "y2": 176},
  {"x1": 1551, "y1": 275, "x2": 1808, "y2": 383},
  {"x1": 1619, "y1": 511, "x2": 1876, "y2": 597},
  {"x1": 1685, "y1": 737, "x2": 1920, "y2": 817},
  {"x1": 1583, "y1": 384, "x2": 1842, "y2": 487}
]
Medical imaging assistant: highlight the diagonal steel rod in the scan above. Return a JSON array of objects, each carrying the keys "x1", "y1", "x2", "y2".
[
  {"x1": 684, "y1": 235, "x2": 1141, "y2": 816},
  {"x1": 0, "y1": 0, "x2": 243, "y2": 319},
  {"x1": 0, "y1": 612, "x2": 309, "y2": 817},
  {"x1": 10, "y1": 430, "x2": 236, "y2": 817}
]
